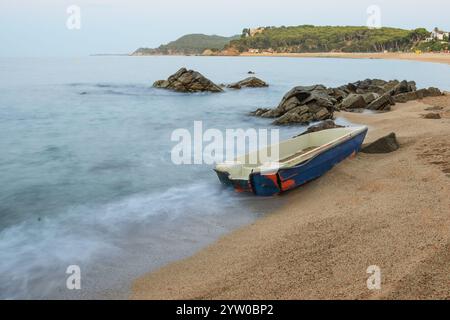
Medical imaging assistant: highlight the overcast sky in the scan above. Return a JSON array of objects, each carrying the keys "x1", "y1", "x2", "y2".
[{"x1": 1, "y1": 0, "x2": 449, "y2": 57}]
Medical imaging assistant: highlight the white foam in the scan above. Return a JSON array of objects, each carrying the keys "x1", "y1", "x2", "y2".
[{"x1": 0, "y1": 182, "x2": 249, "y2": 299}]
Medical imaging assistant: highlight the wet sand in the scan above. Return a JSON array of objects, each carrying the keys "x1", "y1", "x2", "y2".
[
  {"x1": 239, "y1": 52, "x2": 450, "y2": 66},
  {"x1": 132, "y1": 94, "x2": 450, "y2": 300}
]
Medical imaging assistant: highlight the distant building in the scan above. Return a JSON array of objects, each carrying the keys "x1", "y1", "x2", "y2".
[
  {"x1": 431, "y1": 28, "x2": 449, "y2": 41},
  {"x1": 248, "y1": 27, "x2": 265, "y2": 37}
]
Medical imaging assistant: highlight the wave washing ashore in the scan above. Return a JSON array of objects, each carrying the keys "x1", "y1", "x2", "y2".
[{"x1": 133, "y1": 94, "x2": 450, "y2": 299}]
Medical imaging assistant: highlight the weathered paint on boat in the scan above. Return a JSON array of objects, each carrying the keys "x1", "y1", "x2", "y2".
[
  {"x1": 214, "y1": 170, "x2": 252, "y2": 192},
  {"x1": 215, "y1": 127, "x2": 367, "y2": 196}
]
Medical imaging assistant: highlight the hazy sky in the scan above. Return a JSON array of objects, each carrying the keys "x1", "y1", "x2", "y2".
[{"x1": 1, "y1": 0, "x2": 449, "y2": 57}]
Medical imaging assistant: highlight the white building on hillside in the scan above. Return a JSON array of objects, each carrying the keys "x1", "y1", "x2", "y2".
[
  {"x1": 249, "y1": 27, "x2": 265, "y2": 37},
  {"x1": 431, "y1": 28, "x2": 449, "y2": 41}
]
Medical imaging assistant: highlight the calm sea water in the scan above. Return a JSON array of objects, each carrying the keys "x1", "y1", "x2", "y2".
[{"x1": 0, "y1": 56, "x2": 449, "y2": 299}]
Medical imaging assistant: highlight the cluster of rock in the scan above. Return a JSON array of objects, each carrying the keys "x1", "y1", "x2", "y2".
[
  {"x1": 250, "y1": 85, "x2": 337, "y2": 125},
  {"x1": 153, "y1": 68, "x2": 224, "y2": 93},
  {"x1": 335, "y1": 79, "x2": 441, "y2": 111},
  {"x1": 227, "y1": 77, "x2": 268, "y2": 89},
  {"x1": 153, "y1": 68, "x2": 268, "y2": 93},
  {"x1": 250, "y1": 79, "x2": 443, "y2": 125}
]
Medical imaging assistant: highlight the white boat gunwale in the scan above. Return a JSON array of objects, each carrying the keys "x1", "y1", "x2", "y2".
[{"x1": 215, "y1": 126, "x2": 368, "y2": 180}]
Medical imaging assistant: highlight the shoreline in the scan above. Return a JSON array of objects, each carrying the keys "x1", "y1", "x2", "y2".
[
  {"x1": 132, "y1": 94, "x2": 450, "y2": 299},
  {"x1": 238, "y1": 52, "x2": 450, "y2": 66},
  {"x1": 132, "y1": 52, "x2": 450, "y2": 66}
]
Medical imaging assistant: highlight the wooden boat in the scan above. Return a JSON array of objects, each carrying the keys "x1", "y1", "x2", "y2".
[{"x1": 214, "y1": 126, "x2": 368, "y2": 196}]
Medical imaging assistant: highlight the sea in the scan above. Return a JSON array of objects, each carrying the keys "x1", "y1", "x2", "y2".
[{"x1": 0, "y1": 56, "x2": 449, "y2": 298}]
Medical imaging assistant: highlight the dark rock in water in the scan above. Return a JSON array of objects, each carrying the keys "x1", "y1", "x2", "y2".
[
  {"x1": 338, "y1": 94, "x2": 367, "y2": 110},
  {"x1": 424, "y1": 106, "x2": 444, "y2": 111},
  {"x1": 295, "y1": 120, "x2": 344, "y2": 137},
  {"x1": 361, "y1": 132, "x2": 399, "y2": 154},
  {"x1": 249, "y1": 107, "x2": 271, "y2": 116},
  {"x1": 227, "y1": 77, "x2": 268, "y2": 89},
  {"x1": 422, "y1": 112, "x2": 441, "y2": 119},
  {"x1": 367, "y1": 94, "x2": 395, "y2": 111},
  {"x1": 272, "y1": 105, "x2": 314, "y2": 125},
  {"x1": 153, "y1": 68, "x2": 223, "y2": 93},
  {"x1": 258, "y1": 85, "x2": 335, "y2": 125},
  {"x1": 248, "y1": 71, "x2": 256, "y2": 74},
  {"x1": 328, "y1": 88, "x2": 349, "y2": 103}
]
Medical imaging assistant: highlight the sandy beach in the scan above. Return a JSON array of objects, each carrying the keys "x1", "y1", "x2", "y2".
[
  {"x1": 239, "y1": 52, "x2": 450, "y2": 66},
  {"x1": 132, "y1": 94, "x2": 450, "y2": 300}
]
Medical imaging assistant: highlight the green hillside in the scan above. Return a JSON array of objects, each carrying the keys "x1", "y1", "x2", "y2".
[
  {"x1": 229, "y1": 25, "x2": 430, "y2": 53},
  {"x1": 133, "y1": 34, "x2": 240, "y2": 55}
]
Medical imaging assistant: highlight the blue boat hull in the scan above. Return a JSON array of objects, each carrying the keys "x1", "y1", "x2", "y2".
[{"x1": 215, "y1": 128, "x2": 368, "y2": 196}]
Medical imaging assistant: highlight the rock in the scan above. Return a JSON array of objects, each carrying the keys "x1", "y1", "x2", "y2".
[
  {"x1": 388, "y1": 80, "x2": 409, "y2": 96},
  {"x1": 327, "y1": 88, "x2": 349, "y2": 102},
  {"x1": 417, "y1": 87, "x2": 442, "y2": 98},
  {"x1": 277, "y1": 85, "x2": 335, "y2": 110},
  {"x1": 338, "y1": 94, "x2": 367, "y2": 110},
  {"x1": 227, "y1": 77, "x2": 268, "y2": 89},
  {"x1": 260, "y1": 109, "x2": 283, "y2": 118},
  {"x1": 407, "y1": 81, "x2": 417, "y2": 92},
  {"x1": 296, "y1": 120, "x2": 344, "y2": 136},
  {"x1": 153, "y1": 79, "x2": 170, "y2": 88},
  {"x1": 382, "y1": 80, "x2": 400, "y2": 93},
  {"x1": 248, "y1": 71, "x2": 256, "y2": 74},
  {"x1": 315, "y1": 107, "x2": 331, "y2": 120},
  {"x1": 422, "y1": 112, "x2": 441, "y2": 119},
  {"x1": 260, "y1": 85, "x2": 335, "y2": 125},
  {"x1": 249, "y1": 108, "x2": 271, "y2": 116},
  {"x1": 273, "y1": 105, "x2": 311, "y2": 125},
  {"x1": 367, "y1": 85, "x2": 389, "y2": 95},
  {"x1": 424, "y1": 106, "x2": 443, "y2": 111},
  {"x1": 249, "y1": 79, "x2": 443, "y2": 125},
  {"x1": 361, "y1": 92, "x2": 380, "y2": 105},
  {"x1": 345, "y1": 108, "x2": 366, "y2": 114},
  {"x1": 367, "y1": 94, "x2": 395, "y2": 111},
  {"x1": 153, "y1": 68, "x2": 223, "y2": 93},
  {"x1": 393, "y1": 87, "x2": 442, "y2": 103},
  {"x1": 393, "y1": 91, "x2": 420, "y2": 103},
  {"x1": 341, "y1": 79, "x2": 417, "y2": 98},
  {"x1": 361, "y1": 132, "x2": 399, "y2": 154}
]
